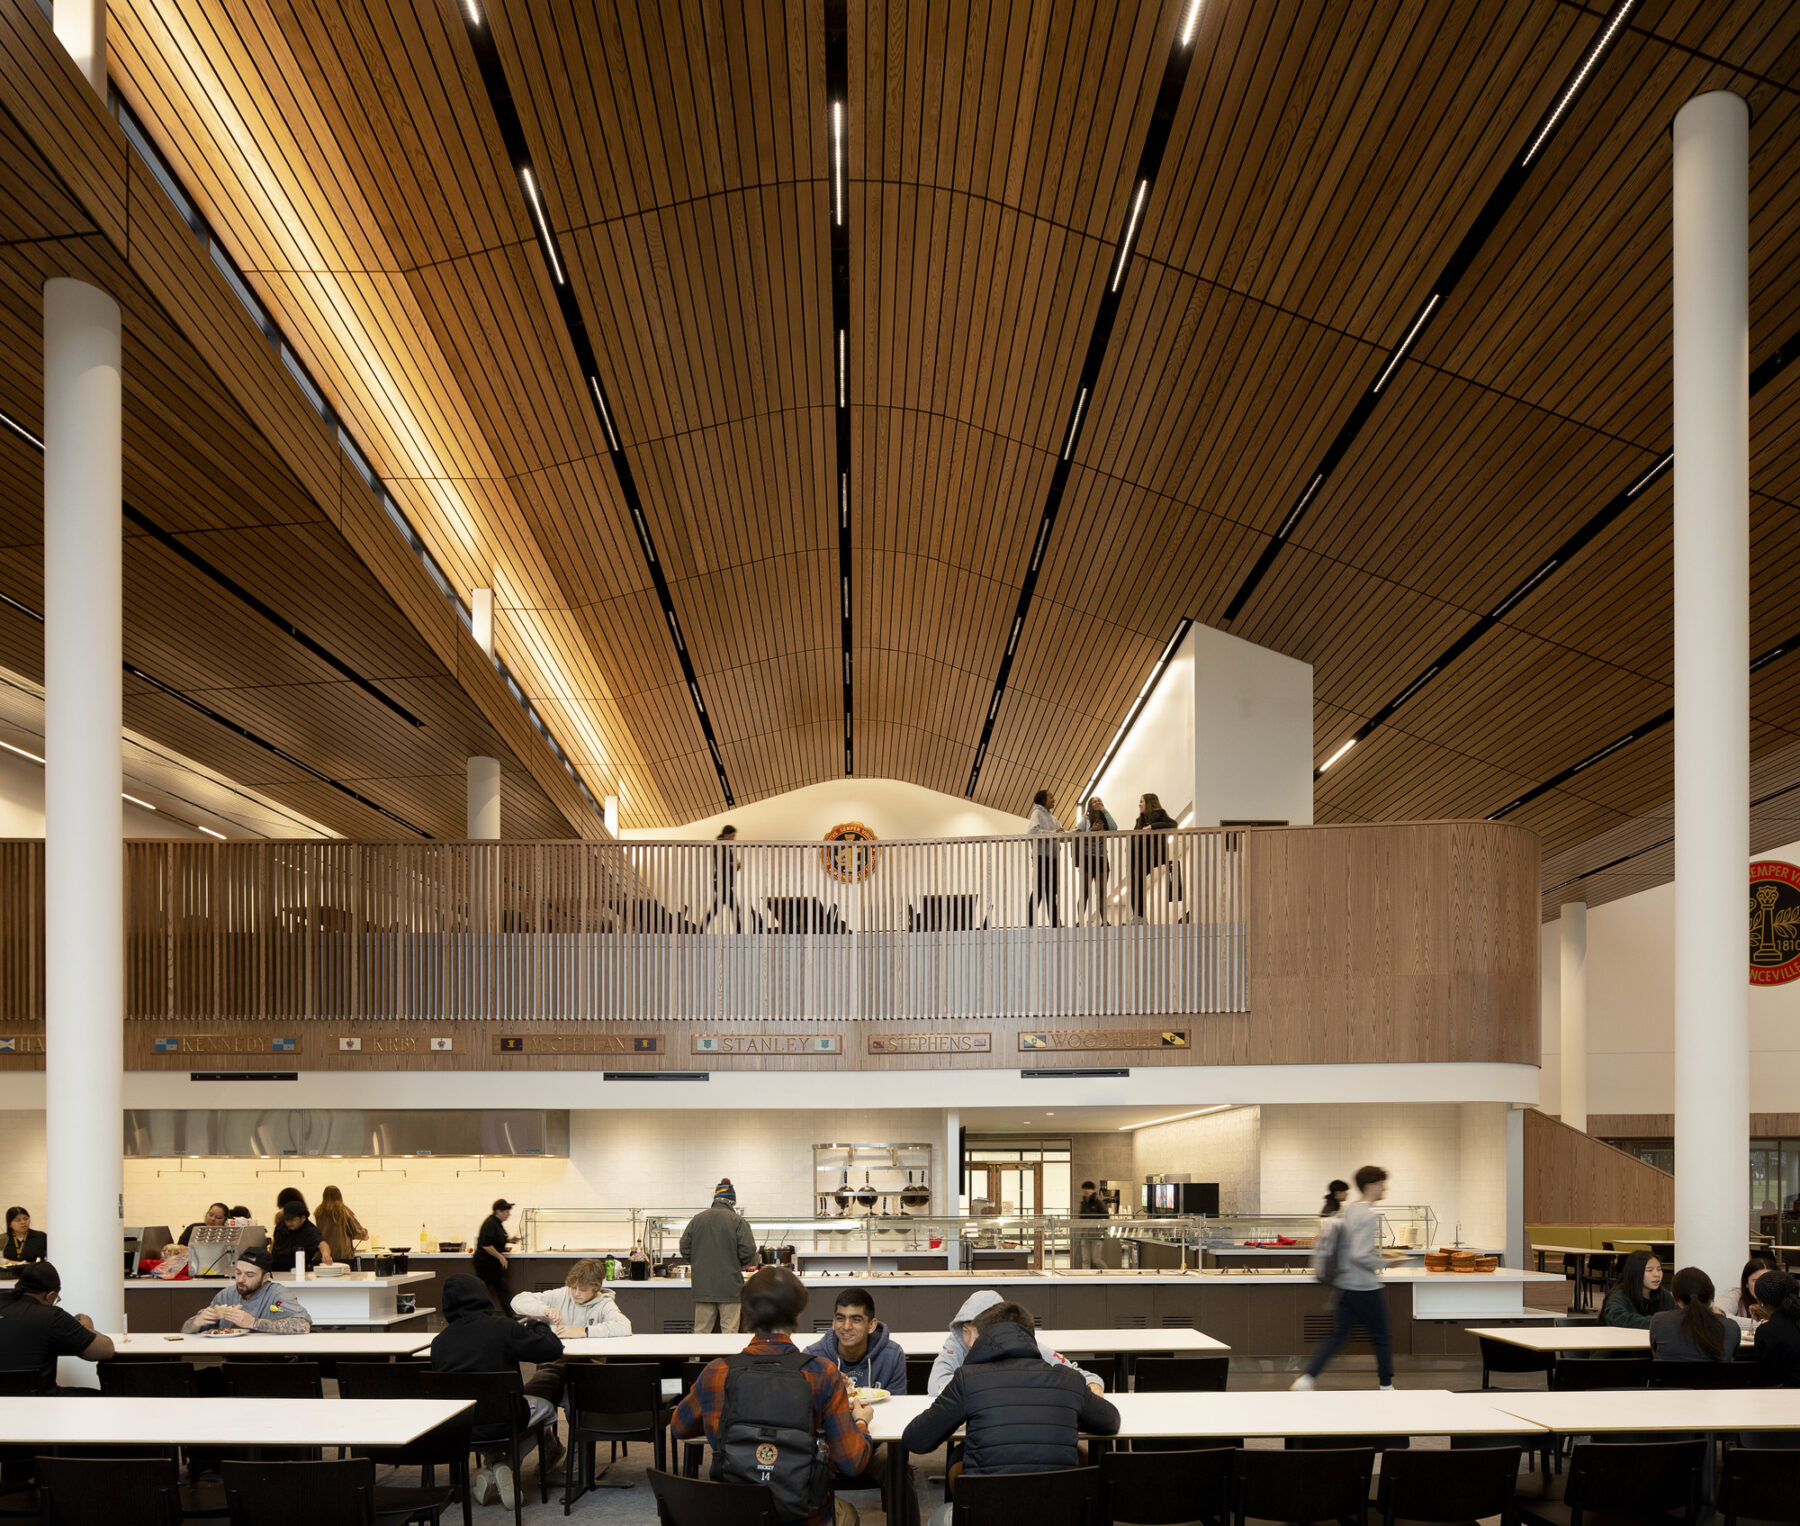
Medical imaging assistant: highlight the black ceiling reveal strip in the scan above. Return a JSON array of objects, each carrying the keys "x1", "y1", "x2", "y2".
[
  {"x1": 1221, "y1": 0, "x2": 1643, "y2": 624},
  {"x1": 966, "y1": 14, "x2": 1200, "y2": 799},
  {"x1": 457, "y1": 2, "x2": 734, "y2": 807},
  {"x1": 1317, "y1": 322, "x2": 1800, "y2": 780},
  {"x1": 826, "y1": 0, "x2": 853, "y2": 776}
]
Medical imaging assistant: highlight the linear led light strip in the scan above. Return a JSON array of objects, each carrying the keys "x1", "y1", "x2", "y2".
[
  {"x1": 1371, "y1": 293, "x2": 1441, "y2": 394},
  {"x1": 1522, "y1": 0, "x2": 1640, "y2": 166},
  {"x1": 4, "y1": 740, "x2": 227, "y2": 836},
  {"x1": 832, "y1": 102, "x2": 845, "y2": 226},
  {"x1": 519, "y1": 166, "x2": 565, "y2": 286},
  {"x1": 1076, "y1": 618, "x2": 1193, "y2": 807},
  {"x1": 1118, "y1": 1104, "x2": 1232, "y2": 1132},
  {"x1": 1110, "y1": 181, "x2": 1148, "y2": 292}
]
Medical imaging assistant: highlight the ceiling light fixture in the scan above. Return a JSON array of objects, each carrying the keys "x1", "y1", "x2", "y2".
[
  {"x1": 1118, "y1": 1104, "x2": 1231, "y2": 1132},
  {"x1": 837, "y1": 330, "x2": 846, "y2": 406},
  {"x1": 1110, "y1": 180, "x2": 1148, "y2": 292},
  {"x1": 589, "y1": 377, "x2": 618, "y2": 450},
  {"x1": 462, "y1": 0, "x2": 482, "y2": 25},
  {"x1": 198, "y1": 825, "x2": 226, "y2": 840},
  {"x1": 1371, "y1": 293, "x2": 1442, "y2": 394},
  {"x1": 0, "y1": 739, "x2": 44, "y2": 764},
  {"x1": 1522, "y1": 0, "x2": 1641, "y2": 167},
  {"x1": 840, "y1": 474, "x2": 848, "y2": 530},
  {"x1": 1626, "y1": 452, "x2": 1673, "y2": 498},
  {"x1": 1180, "y1": 0, "x2": 1206, "y2": 46},
  {"x1": 832, "y1": 102, "x2": 845, "y2": 225},
  {"x1": 518, "y1": 166, "x2": 565, "y2": 285},
  {"x1": 1063, "y1": 387, "x2": 1089, "y2": 461},
  {"x1": 0, "y1": 407, "x2": 44, "y2": 451},
  {"x1": 1318, "y1": 738, "x2": 1356, "y2": 771},
  {"x1": 123, "y1": 792, "x2": 155, "y2": 810},
  {"x1": 1276, "y1": 475, "x2": 1323, "y2": 539}
]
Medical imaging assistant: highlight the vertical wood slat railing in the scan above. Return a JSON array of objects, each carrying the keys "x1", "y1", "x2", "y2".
[{"x1": 0, "y1": 831, "x2": 1247, "y2": 1023}]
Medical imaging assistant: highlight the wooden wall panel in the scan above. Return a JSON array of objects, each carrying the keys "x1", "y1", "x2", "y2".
[{"x1": 1525, "y1": 1107, "x2": 1675, "y2": 1225}]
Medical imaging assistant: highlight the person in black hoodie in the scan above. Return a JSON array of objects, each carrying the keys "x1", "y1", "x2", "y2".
[
  {"x1": 432, "y1": 1273, "x2": 567, "y2": 1508},
  {"x1": 901, "y1": 1299, "x2": 1118, "y2": 1524},
  {"x1": 1130, "y1": 793, "x2": 1180, "y2": 923}
]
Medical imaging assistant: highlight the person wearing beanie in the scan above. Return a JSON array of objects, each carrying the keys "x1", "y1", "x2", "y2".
[
  {"x1": 682, "y1": 1180, "x2": 757, "y2": 1333},
  {"x1": 0, "y1": 1260, "x2": 114, "y2": 1391}
]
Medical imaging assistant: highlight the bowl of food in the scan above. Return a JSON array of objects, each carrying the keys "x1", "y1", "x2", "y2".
[{"x1": 854, "y1": 1387, "x2": 890, "y2": 1404}]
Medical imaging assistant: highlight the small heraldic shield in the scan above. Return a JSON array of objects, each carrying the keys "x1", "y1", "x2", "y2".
[{"x1": 755, "y1": 1442, "x2": 778, "y2": 1467}]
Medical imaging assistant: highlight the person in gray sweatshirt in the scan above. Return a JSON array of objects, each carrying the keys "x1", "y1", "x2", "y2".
[
  {"x1": 928, "y1": 1289, "x2": 1104, "y2": 1396},
  {"x1": 1292, "y1": 1164, "x2": 1394, "y2": 1390}
]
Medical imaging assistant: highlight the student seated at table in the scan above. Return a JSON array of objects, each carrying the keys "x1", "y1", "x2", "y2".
[
  {"x1": 1, "y1": 1207, "x2": 45, "y2": 1267},
  {"x1": 927, "y1": 1289, "x2": 1105, "y2": 1396},
  {"x1": 901, "y1": 1299, "x2": 1119, "y2": 1526},
  {"x1": 672, "y1": 1266, "x2": 874, "y2": 1526},
  {"x1": 806, "y1": 1287, "x2": 914, "y2": 1522},
  {"x1": 432, "y1": 1273, "x2": 565, "y2": 1509},
  {"x1": 1754, "y1": 1269, "x2": 1800, "y2": 1386},
  {"x1": 0, "y1": 1261, "x2": 114, "y2": 1393},
  {"x1": 181, "y1": 1247, "x2": 311, "y2": 1334},
  {"x1": 1723, "y1": 1256, "x2": 1776, "y2": 1331},
  {"x1": 1601, "y1": 1249, "x2": 1674, "y2": 1329},
  {"x1": 1649, "y1": 1267, "x2": 1737, "y2": 1361},
  {"x1": 510, "y1": 1257, "x2": 632, "y2": 1336}
]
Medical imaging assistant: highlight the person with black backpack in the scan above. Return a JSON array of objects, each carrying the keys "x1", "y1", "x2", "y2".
[{"x1": 672, "y1": 1266, "x2": 874, "y2": 1526}]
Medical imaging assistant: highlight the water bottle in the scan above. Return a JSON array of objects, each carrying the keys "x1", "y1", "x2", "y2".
[{"x1": 605, "y1": 1255, "x2": 618, "y2": 1282}]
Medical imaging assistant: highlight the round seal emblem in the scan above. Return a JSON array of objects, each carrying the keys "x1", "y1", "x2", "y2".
[
  {"x1": 820, "y1": 820, "x2": 880, "y2": 884},
  {"x1": 1749, "y1": 860, "x2": 1800, "y2": 985},
  {"x1": 755, "y1": 1442, "x2": 778, "y2": 1467}
]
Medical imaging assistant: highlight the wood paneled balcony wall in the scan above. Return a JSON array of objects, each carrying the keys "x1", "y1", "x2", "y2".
[{"x1": 0, "y1": 823, "x2": 1538, "y2": 1059}]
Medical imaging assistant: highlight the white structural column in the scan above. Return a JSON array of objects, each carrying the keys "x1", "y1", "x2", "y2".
[
  {"x1": 44, "y1": 278, "x2": 124, "y2": 1363},
  {"x1": 467, "y1": 588, "x2": 500, "y2": 839},
  {"x1": 53, "y1": 0, "x2": 105, "y2": 95},
  {"x1": 1673, "y1": 91, "x2": 1750, "y2": 1300},
  {"x1": 1559, "y1": 902, "x2": 1588, "y2": 1133}
]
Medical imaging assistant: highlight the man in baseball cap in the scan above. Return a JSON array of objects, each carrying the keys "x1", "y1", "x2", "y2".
[{"x1": 182, "y1": 1244, "x2": 311, "y2": 1334}]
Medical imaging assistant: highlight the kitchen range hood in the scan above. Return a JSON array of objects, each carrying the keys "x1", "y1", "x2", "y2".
[{"x1": 123, "y1": 1109, "x2": 570, "y2": 1159}]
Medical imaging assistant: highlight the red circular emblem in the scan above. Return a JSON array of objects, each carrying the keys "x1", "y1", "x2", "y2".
[
  {"x1": 1750, "y1": 860, "x2": 1800, "y2": 985},
  {"x1": 755, "y1": 1442, "x2": 778, "y2": 1466}
]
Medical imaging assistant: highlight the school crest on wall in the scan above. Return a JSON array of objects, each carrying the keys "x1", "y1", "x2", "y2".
[
  {"x1": 1749, "y1": 860, "x2": 1800, "y2": 985},
  {"x1": 820, "y1": 821, "x2": 880, "y2": 883}
]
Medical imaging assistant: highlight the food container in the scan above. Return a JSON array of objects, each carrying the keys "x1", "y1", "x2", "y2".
[
  {"x1": 1474, "y1": 1255, "x2": 1500, "y2": 1273},
  {"x1": 1450, "y1": 1250, "x2": 1478, "y2": 1273},
  {"x1": 1424, "y1": 1251, "x2": 1451, "y2": 1273}
]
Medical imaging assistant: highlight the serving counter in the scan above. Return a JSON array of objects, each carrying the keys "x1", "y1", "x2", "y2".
[{"x1": 123, "y1": 1270, "x2": 434, "y2": 1332}]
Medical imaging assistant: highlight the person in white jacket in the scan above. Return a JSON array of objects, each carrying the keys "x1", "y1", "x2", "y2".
[
  {"x1": 510, "y1": 1258, "x2": 633, "y2": 1337},
  {"x1": 1025, "y1": 789, "x2": 1064, "y2": 928}
]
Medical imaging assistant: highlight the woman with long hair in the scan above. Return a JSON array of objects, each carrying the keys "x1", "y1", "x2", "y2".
[
  {"x1": 1130, "y1": 792, "x2": 1179, "y2": 923},
  {"x1": 1320, "y1": 1180, "x2": 1350, "y2": 1218},
  {"x1": 1723, "y1": 1254, "x2": 1777, "y2": 1330},
  {"x1": 314, "y1": 1184, "x2": 368, "y2": 1265},
  {"x1": 1648, "y1": 1267, "x2": 1735, "y2": 1361},
  {"x1": 1025, "y1": 788, "x2": 1063, "y2": 928},
  {"x1": 1754, "y1": 1269, "x2": 1800, "y2": 1386},
  {"x1": 1600, "y1": 1249, "x2": 1675, "y2": 1328},
  {"x1": 1075, "y1": 796, "x2": 1117, "y2": 924}
]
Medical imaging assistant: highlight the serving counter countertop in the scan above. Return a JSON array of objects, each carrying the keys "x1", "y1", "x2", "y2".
[{"x1": 126, "y1": 1272, "x2": 433, "y2": 1289}]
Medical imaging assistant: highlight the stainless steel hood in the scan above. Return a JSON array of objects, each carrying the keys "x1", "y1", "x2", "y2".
[{"x1": 123, "y1": 1110, "x2": 569, "y2": 1158}]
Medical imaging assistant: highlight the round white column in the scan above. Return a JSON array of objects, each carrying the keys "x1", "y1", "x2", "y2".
[
  {"x1": 52, "y1": 0, "x2": 106, "y2": 97},
  {"x1": 1559, "y1": 902, "x2": 1588, "y2": 1133},
  {"x1": 467, "y1": 756, "x2": 501, "y2": 839},
  {"x1": 43, "y1": 277, "x2": 124, "y2": 1362},
  {"x1": 1673, "y1": 91, "x2": 1750, "y2": 1299}
]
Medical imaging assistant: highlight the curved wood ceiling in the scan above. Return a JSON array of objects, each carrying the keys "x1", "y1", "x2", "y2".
[{"x1": 17, "y1": 0, "x2": 1800, "y2": 852}]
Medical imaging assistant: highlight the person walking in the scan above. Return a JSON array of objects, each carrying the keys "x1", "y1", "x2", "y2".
[
  {"x1": 1074, "y1": 798, "x2": 1116, "y2": 925},
  {"x1": 1292, "y1": 1165, "x2": 1396, "y2": 1391},
  {"x1": 313, "y1": 1185, "x2": 367, "y2": 1265},
  {"x1": 1024, "y1": 789, "x2": 1063, "y2": 928},
  {"x1": 1073, "y1": 1181, "x2": 1109, "y2": 1270},
  {"x1": 705, "y1": 825, "x2": 744, "y2": 933},
  {"x1": 682, "y1": 1179, "x2": 758, "y2": 1333},
  {"x1": 474, "y1": 1198, "x2": 518, "y2": 1310},
  {"x1": 1130, "y1": 793, "x2": 1179, "y2": 923}
]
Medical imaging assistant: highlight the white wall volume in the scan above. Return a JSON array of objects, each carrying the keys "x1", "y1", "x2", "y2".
[
  {"x1": 466, "y1": 755, "x2": 500, "y2": 839},
  {"x1": 1672, "y1": 88, "x2": 1751, "y2": 1306},
  {"x1": 1089, "y1": 633, "x2": 1197, "y2": 823},
  {"x1": 1129, "y1": 1106, "x2": 1263, "y2": 1212},
  {"x1": 43, "y1": 276, "x2": 125, "y2": 1360},
  {"x1": 1559, "y1": 903, "x2": 1588, "y2": 1132},
  {"x1": 1189, "y1": 623, "x2": 1314, "y2": 827},
  {"x1": 621, "y1": 777, "x2": 1027, "y2": 842},
  {"x1": 52, "y1": 0, "x2": 106, "y2": 95}
]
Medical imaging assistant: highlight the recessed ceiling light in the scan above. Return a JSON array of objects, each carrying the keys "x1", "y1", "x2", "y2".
[
  {"x1": 1371, "y1": 293, "x2": 1441, "y2": 395},
  {"x1": 832, "y1": 102, "x2": 845, "y2": 225},
  {"x1": 1522, "y1": 0, "x2": 1640, "y2": 167}
]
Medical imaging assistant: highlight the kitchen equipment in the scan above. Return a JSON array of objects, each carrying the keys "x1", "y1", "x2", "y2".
[
  {"x1": 853, "y1": 1172, "x2": 878, "y2": 1210},
  {"x1": 437, "y1": 1240, "x2": 465, "y2": 1253},
  {"x1": 899, "y1": 1171, "x2": 931, "y2": 1211},
  {"x1": 833, "y1": 1173, "x2": 853, "y2": 1215},
  {"x1": 397, "y1": 1293, "x2": 416, "y2": 1314}
]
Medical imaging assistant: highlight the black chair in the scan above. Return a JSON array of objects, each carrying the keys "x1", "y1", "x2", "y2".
[
  {"x1": 221, "y1": 1360, "x2": 324, "y2": 1399},
  {"x1": 904, "y1": 1356, "x2": 935, "y2": 1396},
  {"x1": 1515, "y1": 1439, "x2": 1706, "y2": 1526},
  {"x1": 1550, "y1": 1355, "x2": 1652, "y2": 1390},
  {"x1": 221, "y1": 1458, "x2": 377, "y2": 1525},
  {"x1": 37, "y1": 1456, "x2": 183, "y2": 1526},
  {"x1": 562, "y1": 1361, "x2": 679, "y2": 1512},
  {"x1": 647, "y1": 1467, "x2": 778, "y2": 1525},
  {"x1": 1581, "y1": 1254, "x2": 1619, "y2": 1304},
  {"x1": 336, "y1": 1363, "x2": 469, "y2": 1526},
  {"x1": 1375, "y1": 1446, "x2": 1522, "y2": 1526},
  {"x1": 1234, "y1": 1446, "x2": 1375, "y2": 1526},
  {"x1": 1719, "y1": 1442, "x2": 1800, "y2": 1525},
  {"x1": 1101, "y1": 1447, "x2": 1232, "y2": 1526},
  {"x1": 1133, "y1": 1356, "x2": 1229, "y2": 1392},
  {"x1": 1647, "y1": 1361, "x2": 1760, "y2": 1389},
  {"x1": 419, "y1": 1370, "x2": 553, "y2": 1526},
  {"x1": 952, "y1": 1466, "x2": 1101, "y2": 1525},
  {"x1": 1477, "y1": 1335, "x2": 1554, "y2": 1389},
  {"x1": 101, "y1": 1360, "x2": 200, "y2": 1397}
]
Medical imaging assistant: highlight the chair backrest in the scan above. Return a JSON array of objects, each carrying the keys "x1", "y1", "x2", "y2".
[
  {"x1": 334, "y1": 1360, "x2": 427, "y2": 1402},
  {"x1": 0, "y1": 1368, "x2": 42, "y2": 1396},
  {"x1": 565, "y1": 1361, "x2": 666, "y2": 1432},
  {"x1": 648, "y1": 1467, "x2": 778, "y2": 1526},
  {"x1": 1551, "y1": 1355, "x2": 1653, "y2": 1391},
  {"x1": 1564, "y1": 1439, "x2": 1706, "y2": 1520},
  {"x1": 1477, "y1": 1336, "x2": 1554, "y2": 1376},
  {"x1": 1720, "y1": 1443, "x2": 1800, "y2": 1524},
  {"x1": 954, "y1": 1467, "x2": 1101, "y2": 1526},
  {"x1": 221, "y1": 1458, "x2": 378, "y2": 1526},
  {"x1": 904, "y1": 1355, "x2": 935, "y2": 1396},
  {"x1": 1648, "y1": 1361, "x2": 1760, "y2": 1389},
  {"x1": 419, "y1": 1368, "x2": 528, "y2": 1440},
  {"x1": 1376, "y1": 1446, "x2": 1522, "y2": 1525},
  {"x1": 221, "y1": 1360, "x2": 323, "y2": 1399},
  {"x1": 337, "y1": 1361, "x2": 470, "y2": 1466},
  {"x1": 37, "y1": 1456, "x2": 181, "y2": 1526},
  {"x1": 1285, "y1": 1434, "x2": 1410, "y2": 1454},
  {"x1": 1235, "y1": 1446, "x2": 1375, "y2": 1524},
  {"x1": 99, "y1": 1360, "x2": 200, "y2": 1398},
  {"x1": 1132, "y1": 1356, "x2": 1229, "y2": 1392},
  {"x1": 1100, "y1": 1448, "x2": 1233, "y2": 1526}
]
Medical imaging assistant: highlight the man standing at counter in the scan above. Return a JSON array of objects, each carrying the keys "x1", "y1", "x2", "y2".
[
  {"x1": 181, "y1": 1248, "x2": 312, "y2": 1335},
  {"x1": 683, "y1": 1179, "x2": 758, "y2": 1334}
]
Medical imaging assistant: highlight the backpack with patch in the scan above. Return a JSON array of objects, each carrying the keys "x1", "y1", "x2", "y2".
[
  {"x1": 711, "y1": 1348, "x2": 832, "y2": 1522},
  {"x1": 1311, "y1": 1215, "x2": 1343, "y2": 1286}
]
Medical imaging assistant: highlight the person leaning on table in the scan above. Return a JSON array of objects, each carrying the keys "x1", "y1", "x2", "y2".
[
  {"x1": 181, "y1": 1247, "x2": 312, "y2": 1335},
  {"x1": 511, "y1": 1257, "x2": 632, "y2": 1336},
  {"x1": 0, "y1": 1261, "x2": 114, "y2": 1393},
  {"x1": 682, "y1": 1179, "x2": 758, "y2": 1334}
]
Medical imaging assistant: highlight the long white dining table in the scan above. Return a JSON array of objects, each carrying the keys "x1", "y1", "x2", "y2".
[
  {"x1": 1485, "y1": 1388, "x2": 1800, "y2": 1434},
  {"x1": 0, "y1": 1395, "x2": 469, "y2": 1447},
  {"x1": 109, "y1": 1331, "x2": 437, "y2": 1359},
  {"x1": 1465, "y1": 1324, "x2": 1751, "y2": 1353}
]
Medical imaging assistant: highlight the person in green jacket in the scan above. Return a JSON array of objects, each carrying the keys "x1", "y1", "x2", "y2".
[
  {"x1": 1601, "y1": 1249, "x2": 1675, "y2": 1328},
  {"x1": 682, "y1": 1179, "x2": 758, "y2": 1334}
]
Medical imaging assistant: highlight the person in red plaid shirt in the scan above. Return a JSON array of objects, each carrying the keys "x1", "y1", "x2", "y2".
[{"x1": 673, "y1": 1266, "x2": 875, "y2": 1526}]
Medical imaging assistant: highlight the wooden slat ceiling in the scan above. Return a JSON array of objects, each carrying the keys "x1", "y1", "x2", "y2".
[{"x1": 2, "y1": 0, "x2": 1796, "y2": 857}]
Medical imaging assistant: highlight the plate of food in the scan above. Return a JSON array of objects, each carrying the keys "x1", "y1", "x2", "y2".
[
  {"x1": 854, "y1": 1387, "x2": 890, "y2": 1404},
  {"x1": 198, "y1": 1326, "x2": 251, "y2": 1338}
]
